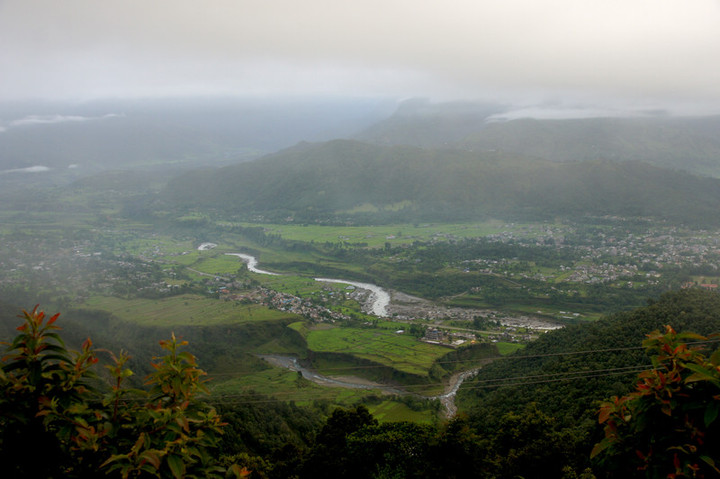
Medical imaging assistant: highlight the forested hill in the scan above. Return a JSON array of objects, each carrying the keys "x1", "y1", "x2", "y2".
[
  {"x1": 355, "y1": 100, "x2": 720, "y2": 177},
  {"x1": 461, "y1": 288, "x2": 720, "y2": 418},
  {"x1": 162, "y1": 138, "x2": 720, "y2": 226},
  {"x1": 456, "y1": 288, "x2": 720, "y2": 475}
]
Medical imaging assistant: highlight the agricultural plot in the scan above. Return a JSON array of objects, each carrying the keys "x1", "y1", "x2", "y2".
[
  {"x1": 366, "y1": 400, "x2": 436, "y2": 424},
  {"x1": 305, "y1": 326, "x2": 450, "y2": 376},
  {"x1": 208, "y1": 363, "x2": 438, "y2": 422},
  {"x1": 494, "y1": 342, "x2": 525, "y2": 355},
  {"x1": 79, "y1": 294, "x2": 299, "y2": 326},
  {"x1": 239, "y1": 221, "x2": 512, "y2": 247}
]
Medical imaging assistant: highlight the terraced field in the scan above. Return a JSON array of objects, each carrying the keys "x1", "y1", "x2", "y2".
[{"x1": 305, "y1": 326, "x2": 450, "y2": 376}]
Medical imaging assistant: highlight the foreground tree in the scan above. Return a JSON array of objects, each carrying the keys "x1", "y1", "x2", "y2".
[
  {"x1": 592, "y1": 326, "x2": 720, "y2": 478},
  {"x1": 0, "y1": 306, "x2": 244, "y2": 478}
]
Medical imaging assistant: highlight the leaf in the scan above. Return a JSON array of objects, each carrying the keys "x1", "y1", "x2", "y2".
[
  {"x1": 227, "y1": 464, "x2": 252, "y2": 478},
  {"x1": 590, "y1": 440, "x2": 610, "y2": 459},
  {"x1": 598, "y1": 406, "x2": 613, "y2": 424},
  {"x1": 700, "y1": 455, "x2": 720, "y2": 473},
  {"x1": 711, "y1": 348, "x2": 720, "y2": 366},
  {"x1": 167, "y1": 454, "x2": 186, "y2": 479},
  {"x1": 705, "y1": 402, "x2": 720, "y2": 427},
  {"x1": 139, "y1": 451, "x2": 162, "y2": 470},
  {"x1": 685, "y1": 363, "x2": 720, "y2": 385}
]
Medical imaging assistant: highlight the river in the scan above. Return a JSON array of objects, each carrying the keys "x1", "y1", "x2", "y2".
[
  {"x1": 225, "y1": 253, "x2": 389, "y2": 315},
  {"x1": 313, "y1": 278, "x2": 390, "y2": 317},
  {"x1": 258, "y1": 354, "x2": 477, "y2": 418},
  {"x1": 225, "y1": 253, "x2": 281, "y2": 276},
  {"x1": 220, "y1": 252, "x2": 517, "y2": 417}
]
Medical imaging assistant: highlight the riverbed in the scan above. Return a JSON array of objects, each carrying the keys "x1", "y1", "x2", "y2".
[{"x1": 258, "y1": 354, "x2": 478, "y2": 418}]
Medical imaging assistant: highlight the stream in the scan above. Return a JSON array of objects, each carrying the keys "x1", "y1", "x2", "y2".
[
  {"x1": 258, "y1": 354, "x2": 478, "y2": 418},
  {"x1": 221, "y1": 251, "x2": 484, "y2": 417}
]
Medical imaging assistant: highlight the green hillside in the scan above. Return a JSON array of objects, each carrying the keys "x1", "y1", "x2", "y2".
[
  {"x1": 162, "y1": 139, "x2": 720, "y2": 226},
  {"x1": 459, "y1": 288, "x2": 720, "y2": 438}
]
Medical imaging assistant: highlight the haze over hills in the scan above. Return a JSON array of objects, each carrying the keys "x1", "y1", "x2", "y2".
[
  {"x1": 0, "y1": 97, "x2": 395, "y2": 173},
  {"x1": 3, "y1": 96, "x2": 720, "y2": 227},
  {"x1": 356, "y1": 99, "x2": 720, "y2": 177},
  {"x1": 162, "y1": 138, "x2": 720, "y2": 226}
]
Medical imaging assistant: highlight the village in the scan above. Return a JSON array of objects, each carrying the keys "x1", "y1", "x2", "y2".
[{"x1": 2, "y1": 220, "x2": 720, "y2": 351}]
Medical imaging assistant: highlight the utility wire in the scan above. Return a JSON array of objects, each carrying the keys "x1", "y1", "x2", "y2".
[{"x1": 205, "y1": 339, "x2": 720, "y2": 377}]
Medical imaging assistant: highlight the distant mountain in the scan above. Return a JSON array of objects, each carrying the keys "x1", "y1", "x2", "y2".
[
  {"x1": 0, "y1": 97, "x2": 394, "y2": 173},
  {"x1": 162, "y1": 139, "x2": 720, "y2": 225},
  {"x1": 354, "y1": 98, "x2": 506, "y2": 148},
  {"x1": 356, "y1": 100, "x2": 720, "y2": 177},
  {"x1": 463, "y1": 116, "x2": 720, "y2": 177}
]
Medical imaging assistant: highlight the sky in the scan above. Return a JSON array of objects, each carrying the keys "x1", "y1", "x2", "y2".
[{"x1": 2, "y1": 0, "x2": 720, "y2": 113}]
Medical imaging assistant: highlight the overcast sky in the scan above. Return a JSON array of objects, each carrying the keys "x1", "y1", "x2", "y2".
[{"x1": 2, "y1": 0, "x2": 720, "y2": 113}]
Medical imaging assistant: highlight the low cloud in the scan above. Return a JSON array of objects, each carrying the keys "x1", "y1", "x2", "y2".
[
  {"x1": 0, "y1": 166, "x2": 52, "y2": 175},
  {"x1": 486, "y1": 107, "x2": 657, "y2": 122},
  {"x1": 0, "y1": 113, "x2": 122, "y2": 133},
  {"x1": 9, "y1": 113, "x2": 121, "y2": 127}
]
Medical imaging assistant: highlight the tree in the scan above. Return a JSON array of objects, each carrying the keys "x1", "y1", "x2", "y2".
[
  {"x1": 592, "y1": 326, "x2": 720, "y2": 478},
  {"x1": 301, "y1": 405, "x2": 377, "y2": 477},
  {"x1": 0, "y1": 305, "x2": 245, "y2": 478}
]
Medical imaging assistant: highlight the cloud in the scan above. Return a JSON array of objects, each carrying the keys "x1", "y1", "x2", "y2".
[
  {"x1": 0, "y1": 166, "x2": 52, "y2": 175},
  {"x1": 9, "y1": 114, "x2": 118, "y2": 127},
  {"x1": 1, "y1": 113, "x2": 122, "y2": 132},
  {"x1": 1, "y1": 0, "x2": 719, "y2": 111}
]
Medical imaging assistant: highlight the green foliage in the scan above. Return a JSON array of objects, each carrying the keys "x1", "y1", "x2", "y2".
[
  {"x1": 0, "y1": 306, "x2": 100, "y2": 477},
  {"x1": 0, "y1": 306, "x2": 242, "y2": 478},
  {"x1": 592, "y1": 326, "x2": 720, "y2": 478}
]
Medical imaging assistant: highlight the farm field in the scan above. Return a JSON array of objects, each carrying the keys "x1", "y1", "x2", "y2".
[
  {"x1": 79, "y1": 294, "x2": 300, "y2": 326},
  {"x1": 305, "y1": 326, "x2": 451, "y2": 376},
  {"x1": 208, "y1": 367, "x2": 438, "y2": 423},
  {"x1": 238, "y1": 220, "x2": 529, "y2": 247}
]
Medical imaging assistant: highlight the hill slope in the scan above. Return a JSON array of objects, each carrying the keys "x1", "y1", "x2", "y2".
[
  {"x1": 356, "y1": 100, "x2": 720, "y2": 177},
  {"x1": 162, "y1": 139, "x2": 720, "y2": 225},
  {"x1": 460, "y1": 288, "x2": 720, "y2": 427}
]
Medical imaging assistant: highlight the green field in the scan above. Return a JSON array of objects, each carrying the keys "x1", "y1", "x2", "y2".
[
  {"x1": 366, "y1": 400, "x2": 436, "y2": 424},
  {"x1": 495, "y1": 341, "x2": 525, "y2": 355},
  {"x1": 207, "y1": 361, "x2": 439, "y2": 423},
  {"x1": 306, "y1": 326, "x2": 450, "y2": 376},
  {"x1": 79, "y1": 294, "x2": 299, "y2": 326},
  {"x1": 238, "y1": 220, "x2": 515, "y2": 247}
]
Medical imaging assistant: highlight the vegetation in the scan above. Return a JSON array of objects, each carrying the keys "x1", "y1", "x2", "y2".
[
  {"x1": 0, "y1": 306, "x2": 245, "y2": 478},
  {"x1": 162, "y1": 139, "x2": 720, "y2": 226},
  {"x1": 592, "y1": 326, "x2": 720, "y2": 477},
  {"x1": 3, "y1": 290, "x2": 720, "y2": 477}
]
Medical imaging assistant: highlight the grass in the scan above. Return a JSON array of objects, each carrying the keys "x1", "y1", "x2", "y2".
[
  {"x1": 306, "y1": 326, "x2": 449, "y2": 376},
  {"x1": 366, "y1": 400, "x2": 436, "y2": 424},
  {"x1": 237, "y1": 221, "x2": 514, "y2": 248},
  {"x1": 208, "y1": 366, "x2": 437, "y2": 423},
  {"x1": 495, "y1": 342, "x2": 526, "y2": 355},
  {"x1": 79, "y1": 294, "x2": 300, "y2": 326},
  {"x1": 208, "y1": 368, "x2": 387, "y2": 406}
]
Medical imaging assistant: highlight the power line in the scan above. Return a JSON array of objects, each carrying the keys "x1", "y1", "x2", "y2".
[
  {"x1": 205, "y1": 339, "x2": 720, "y2": 377},
  {"x1": 199, "y1": 363, "x2": 656, "y2": 405}
]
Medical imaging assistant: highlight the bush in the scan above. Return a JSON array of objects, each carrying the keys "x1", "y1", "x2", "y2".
[{"x1": 0, "y1": 305, "x2": 246, "y2": 478}]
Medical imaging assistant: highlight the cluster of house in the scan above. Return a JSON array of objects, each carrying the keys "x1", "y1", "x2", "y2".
[{"x1": 219, "y1": 286, "x2": 351, "y2": 322}]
